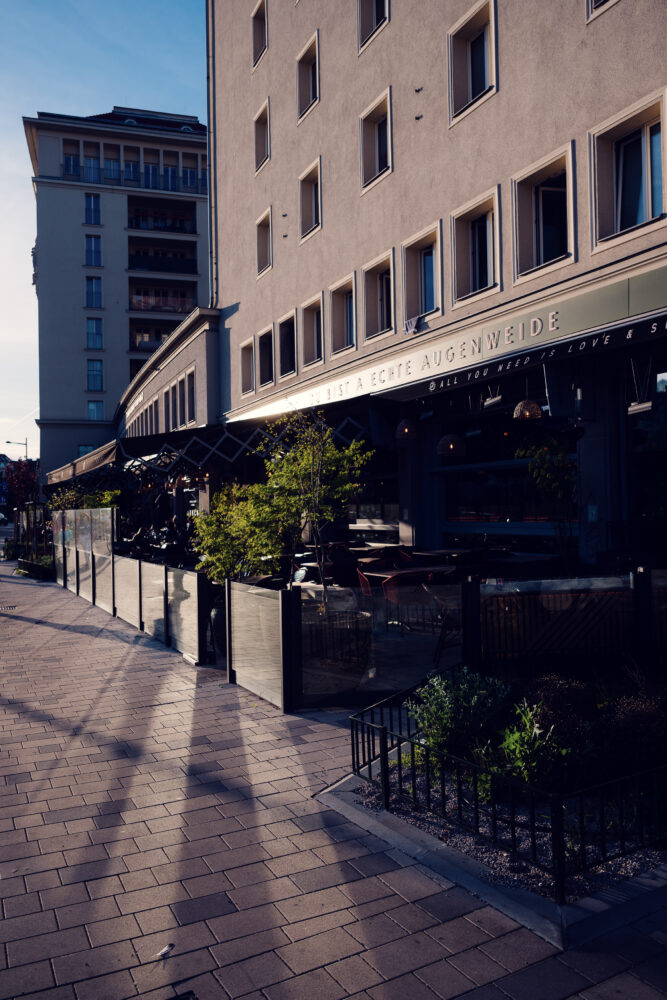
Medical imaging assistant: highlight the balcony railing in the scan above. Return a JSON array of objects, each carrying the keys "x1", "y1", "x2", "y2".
[
  {"x1": 128, "y1": 254, "x2": 197, "y2": 275},
  {"x1": 127, "y1": 216, "x2": 197, "y2": 235},
  {"x1": 61, "y1": 164, "x2": 207, "y2": 195},
  {"x1": 129, "y1": 295, "x2": 196, "y2": 313},
  {"x1": 129, "y1": 338, "x2": 169, "y2": 353}
]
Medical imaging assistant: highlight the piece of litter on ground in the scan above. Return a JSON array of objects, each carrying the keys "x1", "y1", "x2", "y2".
[{"x1": 150, "y1": 942, "x2": 175, "y2": 961}]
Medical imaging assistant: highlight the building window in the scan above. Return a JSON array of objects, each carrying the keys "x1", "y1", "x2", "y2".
[
  {"x1": 297, "y1": 33, "x2": 319, "y2": 119},
  {"x1": 278, "y1": 315, "x2": 297, "y2": 377},
  {"x1": 360, "y1": 90, "x2": 392, "y2": 188},
  {"x1": 448, "y1": 0, "x2": 496, "y2": 123},
  {"x1": 586, "y1": 0, "x2": 621, "y2": 20},
  {"x1": 153, "y1": 400, "x2": 159, "y2": 435},
  {"x1": 64, "y1": 154, "x2": 80, "y2": 177},
  {"x1": 591, "y1": 95, "x2": 664, "y2": 245},
  {"x1": 299, "y1": 159, "x2": 321, "y2": 238},
  {"x1": 125, "y1": 160, "x2": 139, "y2": 183},
  {"x1": 87, "y1": 400, "x2": 103, "y2": 421},
  {"x1": 254, "y1": 101, "x2": 270, "y2": 171},
  {"x1": 252, "y1": 0, "x2": 267, "y2": 66},
  {"x1": 358, "y1": 0, "x2": 388, "y2": 49},
  {"x1": 330, "y1": 276, "x2": 355, "y2": 353},
  {"x1": 187, "y1": 370, "x2": 196, "y2": 422},
  {"x1": 104, "y1": 158, "x2": 120, "y2": 183},
  {"x1": 302, "y1": 297, "x2": 323, "y2": 366},
  {"x1": 86, "y1": 318, "x2": 103, "y2": 350},
  {"x1": 164, "y1": 389, "x2": 171, "y2": 431},
  {"x1": 87, "y1": 359, "x2": 103, "y2": 392},
  {"x1": 512, "y1": 147, "x2": 573, "y2": 279},
  {"x1": 86, "y1": 276, "x2": 102, "y2": 308},
  {"x1": 363, "y1": 252, "x2": 393, "y2": 339},
  {"x1": 178, "y1": 379, "x2": 186, "y2": 427},
  {"x1": 259, "y1": 329, "x2": 274, "y2": 386},
  {"x1": 85, "y1": 193, "x2": 100, "y2": 225},
  {"x1": 85, "y1": 235, "x2": 101, "y2": 267},
  {"x1": 84, "y1": 156, "x2": 100, "y2": 183},
  {"x1": 403, "y1": 226, "x2": 440, "y2": 325},
  {"x1": 256, "y1": 209, "x2": 272, "y2": 275},
  {"x1": 170, "y1": 384, "x2": 178, "y2": 429},
  {"x1": 241, "y1": 342, "x2": 255, "y2": 394},
  {"x1": 452, "y1": 189, "x2": 498, "y2": 302},
  {"x1": 78, "y1": 445, "x2": 94, "y2": 457}
]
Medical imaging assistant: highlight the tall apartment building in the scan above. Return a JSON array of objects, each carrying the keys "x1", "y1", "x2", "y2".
[
  {"x1": 199, "y1": 0, "x2": 667, "y2": 565},
  {"x1": 23, "y1": 107, "x2": 209, "y2": 478}
]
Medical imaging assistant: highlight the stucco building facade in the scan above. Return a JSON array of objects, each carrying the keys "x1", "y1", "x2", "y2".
[{"x1": 24, "y1": 107, "x2": 209, "y2": 480}]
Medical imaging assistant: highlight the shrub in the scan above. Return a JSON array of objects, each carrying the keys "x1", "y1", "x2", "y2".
[
  {"x1": 499, "y1": 699, "x2": 568, "y2": 787},
  {"x1": 409, "y1": 667, "x2": 509, "y2": 758},
  {"x1": 594, "y1": 694, "x2": 667, "y2": 778},
  {"x1": 528, "y1": 674, "x2": 594, "y2": 765}
]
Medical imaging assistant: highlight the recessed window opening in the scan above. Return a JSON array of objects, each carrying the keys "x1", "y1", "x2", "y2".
[
  {"x1": 87, "y1": 359, "x2": 103, "y2": 392},
  {"x1": 468, "y1": 28, "x2": 487, "y2": 104},
  {"x1": 452, "y1": 192, "x2": 497, "y2": 301},
  {"x1": 86, "y1": 276, "x2": 102, "y2": 308},
  {"x1": 170, "y1": 385, "x2": 178, "y2": 428},
  {"x1": 404, "y1": 229, "x2": 439, "y2": 321},
  {"x1": 279, "y1": 316, "x2": 296, "y2": 377},
  {"x1": 361, "y1": 92, "x2": 391, "y2": 187},
  {"x1": 359, "y1": 0, "x2": 387, "y2": 47},
  {"x1": 259, "y1": 330, "x2": 274, "y2": 386},
  {"x1": 449, "y1": 1, "x2": 495, "y2": 121},
  {"x1": 187, "y1": 371, "x2": 196, "y2": 422},
  {"x1": 85, "y1": 235, "x2": 101, "y2": 267},
  {"x1": 331, "y1": 279, "x2": 355, "y2": 353},
  {"x1": 364, "y1": 255, "x2": 393, "y2": 338},
  {"x1": 470, "y1": 213, "x2": 493, "y2": 292},
  {"x1": 535, "y1": 172, "x2": 568, "y2": 265},
  {"x1": 86, "y1": 318, "x2": 103, "y2": 349},
  {"x1": 302, "y1": 300, "x2": 323, "y2": 365},
  {"x1": 164, "y1": 389, "x2": 170, "y2": 431},
  {"x1": 254, "y1": 102, "x2": 270, "y2": 170},
  {"x1": 615, "y1": 122, "x2": 662, "y2": 233},
  {"x1": 297, "y1": 35, "x2": 319, "y2": 118},
  {"x1": 257, "y1": 209, "x2": 272, "y2": 274},
  {"x1": 252, "y1": 0, "x2": 267, "y2": 65},
  {"x1": 85, "y1": 193, "x2": 101, "y2": 225},
  {"x1": 299, "y1": 161, "x2": 321, "y2": 238},
  {"x1": 178, "y1": 379, "x2": 186, "y2": 426}
]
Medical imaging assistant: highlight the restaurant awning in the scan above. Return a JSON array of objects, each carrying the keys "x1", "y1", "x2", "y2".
[{"x1": 47, "y1": 440, "x2": 118, "y2": 485}]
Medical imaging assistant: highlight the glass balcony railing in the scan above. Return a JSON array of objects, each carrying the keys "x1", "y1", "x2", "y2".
[
  {"x1": 129, "y1": 295, "x2": 196, "y2": 313},
  {"x1": 61, "y1": 164, "x2": 208, "y2": 194},
  {"x1": 128, "y1": 254, "x2": 197, "y2": 274}
]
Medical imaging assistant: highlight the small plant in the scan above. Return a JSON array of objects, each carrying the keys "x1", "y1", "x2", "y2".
[
  {"x1": 499, "y1": 699, "x2": 568, "y2": 786},
  {"x1": 409, "y1": 668, "x2": 509, "y2": 758}
]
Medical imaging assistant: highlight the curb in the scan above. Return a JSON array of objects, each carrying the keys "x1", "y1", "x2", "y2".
[{"x1": 317, "y1": 773, "x2": 667, "y2": 950}]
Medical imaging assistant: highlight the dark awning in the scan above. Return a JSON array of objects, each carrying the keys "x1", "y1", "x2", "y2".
[{"x1": 47, "y1": 440, "x2": 118, "y2": 485}]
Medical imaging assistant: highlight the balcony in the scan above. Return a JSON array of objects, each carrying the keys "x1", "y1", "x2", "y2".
[
  {"x1": 130, "y1": 337, "x2": 169, "y2": 353},
  {"x1": 127, "y1": 215, "x2": 197, "y2": 235},
  {"x1": 129, "y1": 294, "x2": 196, "y2": 314},
  {"x1": 61, "y1": 164, "x2": 207, "y2": 195},
  {"x1": 128, "y1": 253, "x2": 197, "y2": 275}
]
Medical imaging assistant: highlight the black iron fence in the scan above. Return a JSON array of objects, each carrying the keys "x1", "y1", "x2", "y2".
[{"x1": 351, "y1": 688, "x2": 667, "y2": 904}]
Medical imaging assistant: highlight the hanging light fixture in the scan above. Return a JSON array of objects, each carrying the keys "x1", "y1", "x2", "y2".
[
  {"x1": 513, "y1": 398, "x2": 542, "y2": 420},
  {"x1": 395, "y1": 419, "x2": 416, "y2": 446},
  {"x1": 436, "y1": 433, "x2": 465, "y2": 458}
]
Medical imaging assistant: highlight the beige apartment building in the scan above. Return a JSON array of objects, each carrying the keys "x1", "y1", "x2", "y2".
[
  {"x1": 200, "y1": 0, "x2": 667, "y2": 565},
  {"x1": 24, "y1": 107, "x2": 209, "y2": 479}
]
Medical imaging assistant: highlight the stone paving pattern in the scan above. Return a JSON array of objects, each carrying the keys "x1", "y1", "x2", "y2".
[{"x1": 0, "y1": 560, "x2": 666, "y2": 1000}]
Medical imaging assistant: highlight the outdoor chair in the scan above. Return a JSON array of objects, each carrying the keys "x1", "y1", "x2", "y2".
[{"x1": 382, "y1": 570, "x2": 435, "y2": 634}]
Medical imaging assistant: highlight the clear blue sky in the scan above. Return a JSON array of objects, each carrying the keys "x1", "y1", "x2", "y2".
[{"x1": 0, "y1": 0, "x2": 207, "y2": 461}]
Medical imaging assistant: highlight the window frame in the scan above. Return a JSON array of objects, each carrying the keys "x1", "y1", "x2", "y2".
[
  {"x1": 86, "y1": 317, "x2": 103, "y2": 350},
  {"x1": 241, "y1": 340, "x2": 255, "y2": 395},
  {"x1": 359, "y1": 88, "x2": 393, "y2": 192},
  {"x1": 447, "y1": 0, "x2": 497, "y2": 127},
  {"x1": 301, "y1": 292, "x2": 325, "y2": 368},
  {"x1": 362, "y1": 249, "x2": 395, "y2": 341},
  {"x1": 401, "y1": 222, "x2": 443, "y2": 330},
  {"x1": 586, "y1": 0, "x2": 622, "y2": 23},
  {"x1": 510, "y1": 143, "x2": 575, "y2": 285},
  {"x1": 358, "y1": 0, "x2": 389, "y2": 53},
  {"x1": 87, "y1": 400, "x2": 104, "y2": 421},
  {"x1": 588, "y1": 89, "x2": 666, "y2": 253},
  {"x1": 254, "y1": 99, "x2": 271, "y2": 173},
  {"x1": 86, "y1": 358, "x2": 103, "y2": 392},
  {"x1": 298, "y1": 157, "x2": 322, "y2": 242},
  {"x1": 277, "y1": 311, "x2": 298, "y2": 380},
  {"x1": 296, "y1": 31, "x2": 320, "y2": 122},
  {"x1": 84, "y1": 193, "x2": 101, "y2": 226},
  {"x1": 85, "y1": 234, "x2": 102, "y2": 267},
  {"x1": 85, "y1": 276, "x2": 102, "y2": 309},
  {"x1": 256, "y1": 207, "x2": 273, "y2": 276},
  {"x1": 450, "y1": 186, "x2": 500, "y2": 307},
  {"x1": 186, "y1": 368, "x2": 196, "y2": 424}
]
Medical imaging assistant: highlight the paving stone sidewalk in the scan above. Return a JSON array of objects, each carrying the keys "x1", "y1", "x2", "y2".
[{"x1": 0, "y1": 560, "x2": 666, "y2": 1000}]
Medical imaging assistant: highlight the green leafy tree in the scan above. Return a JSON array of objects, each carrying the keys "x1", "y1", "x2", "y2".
[
  {"x1": 6, "y1": 460, "x2": 39, "y2": 509},
  {"x1": 193, "y1": 482, "x2": 283, "y2": 581},
  {"x1": 259, "y1": 412, "x2": 372, "y2": 604}
]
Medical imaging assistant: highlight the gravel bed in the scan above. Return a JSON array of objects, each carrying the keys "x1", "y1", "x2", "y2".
[{"x1": 357, "y1": 779, "x2": 667, "y2": 902}]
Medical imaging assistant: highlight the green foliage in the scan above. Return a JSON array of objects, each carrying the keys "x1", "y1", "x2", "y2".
[
  {"x1": 193, "y1": 482, "x2": 283, "y2": 582},
  {"x1": 49, "y1": 487, "x2": 121, "y2": 511},
  {"x1": 514, "y1": 436, "x2": 575, "y2": 504},
  {"x1": 6, "y1": 460, "x2": 38, "y2": 508},
  {"x1": 409, "y1": 668, "x2": 509, "y2": 758},
  {"x1": 81, "y1": 489, "x2": 121, "y2": 509},
  {"x1": 499, "y1": 699, "x2": 568, "y2": 786}
]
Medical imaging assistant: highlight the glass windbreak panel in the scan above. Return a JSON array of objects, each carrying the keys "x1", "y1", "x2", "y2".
[
  {"x1": 230, "y1": 583, "x2": 283, "y2": 708},
  {"x1": 616, "y1": 130, "x2": 645, "y2": 231},
  {"x1": 537, "y1": 175, "x2": 567, "y2": 264},
  {"x1": 650, "y1": 123, "x2": 663, "y2": 218},
  {"x1": 469, "y1": 29, "x2": 487, "y2": 101},
  {"x1": 115, "y1": 556, "x2": 140, "y2": 628},
  {"x1": 167, "y1": 569, "x2": 200, "y2": 661},
  {"x1": 142, "y1": 562, "x2": 166, "y2": 643},
  {"x1": 420, "y1": 246, "x2": 435, "y2": 313}
]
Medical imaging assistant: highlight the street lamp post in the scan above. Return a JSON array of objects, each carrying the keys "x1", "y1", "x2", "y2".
[{"x1": 6, "y1": 439, "x2": 28, "y2": 460}]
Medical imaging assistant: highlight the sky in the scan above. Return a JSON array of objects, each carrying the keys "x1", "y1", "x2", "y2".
[{"x1": 0, "y1": 0, "x2": 207, "y2": 462}]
